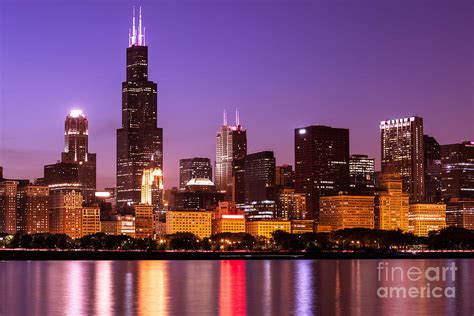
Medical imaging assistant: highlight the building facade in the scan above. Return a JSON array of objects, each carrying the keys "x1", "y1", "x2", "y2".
[
  {"x1": 0, "y1": 181, "x2": 18, "y2": 234},
  {"x1": 424, "y1": 135, "x2": 442, "y2": 203},
  {"x1": 135, "y1": 204, "x2": 154, "y2": 238},
  {"x1": 380, "y1": 117, "x2": 424, "y2": 202},
  {"x1": 441, "y1": 141, "x2": 474, "y2": 200},
  {"x1": 82, "y1": 206, "x2": 101, "y2": 236},
  {"x1": 277, "y1": 188, "x2": 307, "y2": 219},
  {"x1": 244, "y1": 151, "x2": 276, "y2": 203},
  {"x1": 446, "y1": 200, "x2": 474, "y2": 230},
  {"x1": 349, "y1": 154, "x2": 375, "y2": 194},
  {"x1": 117, "y1": 8, "x2": 163, "y2": 206},
  {"x1": 165, "y1": 210, "x2": 213, "y2": 238},
  {"x1": 245, "y1": 220, "x2": 291, "y2": 238},
  {"x1": 318, "y1": 195, "x2": 375, "y2": 232},
  {"x1": 408, "y1": 203, "x2": 446, "y2": 237},
  {"x1": 295, "y1": 125, "x2": 350, "y2": 220},
  {"x1": 179, "y1": 158, "x2": 212, "y2": 190}
]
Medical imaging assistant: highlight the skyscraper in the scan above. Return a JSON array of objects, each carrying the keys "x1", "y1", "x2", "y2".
[
  {"x1": 424, "y1": 135, "x2": 442, "y2": 202},
  {"x1": 44, "y1": 110, "x2": 96, "y2": 204},
  {"x1": 294, "y1": 125, "x2": 350, "y2": 220},
  {"x1": 117, "y1": 7, "x2": 163, "y2": 206},
  {"x1": 441, "y1": 141, "x2": 474, "y2": 200},
  {"x1": 380, "y1": 116, "x2": 424, "y2": 202},
  {"x1": 275, "y1": 165, "x2": 294, "y2": 188},
  {"x1": 179, "y1": 158, "x2": 212, "y2": 190},
  {"x1": 244, "y1": 151, "x2": 276, "y2": 203},
  {"x1": 0, "y1": 181, "x2": 18, "y2": 234},
  {"x1": 215, "y1": 110, "x2": 247, "y2": 203},
  {"x1": 349, "y1": 154, "x2": 375, "y2": 194}
]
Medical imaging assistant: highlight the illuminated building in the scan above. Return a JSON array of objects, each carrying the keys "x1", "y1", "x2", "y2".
[
  {"x1": 0, "y1": 181, "x2": 18, "y2": 234},
  {"x1": 173, "y1": 178, "x2": 224, "y2": 210},
  {"x1": 245, "y1": 220, "x2": 291, "y2": 238},
  {"x1": 117, "y1": 7, "x2": 163, "y2": 206},
  {"x1": 446, "y1": 199, "x2": 474, "y2": 230},
  {"x1": 63, "y1": 190, "x2": 84, "y2": 239},
  {"x1": 245, "y1": 151, "x2": 276, "y2": 203},
  {"x1": 23, "y1": 185, "x2": 49, "y2": 234},
  {"x1": 290, "y1": 220, "x2": 314, "y2": 234},
  {"x1": 380, "y1": 117, "x2": 424, "y2": 202},
  {"x1": 408, "y1": 203, "x2": 446, "y2": 237},
  {"x1": 317, "y1": 195, "x2": 375, "y2": 232},
  {"x1": 166, "y1": 210, "x2": 213, "y2": 238},
  {"x1": 179, "y1": 158, "x2": 212, "y2": 190},
  {"x1": 215, "y1": 110, "x2": 247, "y2": 203},
  {"x1": 275, "y1": 165, "x2": 294, "y2": 188},
  {"x1": 141, "y1": 166, "x2": 163, "y2": 209},
  {"x1": 94, "y1": 191, "x2": 115, "y2": 220},
  {"x1": 295, "y1": 125, "x2": 350, "y2": 221},
  {"x1": 43, "y1": 110, "x2": 96, "y2": 203},
  {"x1": 82, "y1": 206, "x2": 101, "y2": 236},
  {"x1": 48, "y1": 184, "x2": 83, "y2": 234},
  {"x1": 441, "y1": 141, "x2": 474, "y2": 200},
  {"x1": 243, "y1": 200, "x2": 277, "y2": 220},
  {"x1": 101, "y1": 214, "x2": 136, "y2": 237},
  {"x1": 135, "y1": 204, "x2": 154, "y2": 238},
  {"x1": 374, "y1": 173, "x2": 410, "y2": 231},
  {"x1": 212, "y1": 202, "x2": 246, "y2": 234},
  {"x1": 424, "y1": 135, "x2": 442, "y2": 202},
  {"x1": 276, "y1": 188, "x2": 306, "y2": 219},
  {"x1": 349, "y1": 154, "x2": 375, "y2": 194}
]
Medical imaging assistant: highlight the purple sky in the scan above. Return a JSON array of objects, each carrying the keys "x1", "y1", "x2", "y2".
[{"x1": 1, "y1": 0, "x2": 473, "y2": 189}]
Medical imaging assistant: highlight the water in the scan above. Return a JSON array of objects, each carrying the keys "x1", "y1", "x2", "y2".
[{"x1": 0, "y1": 259, "x2": 472, "y2": 315}]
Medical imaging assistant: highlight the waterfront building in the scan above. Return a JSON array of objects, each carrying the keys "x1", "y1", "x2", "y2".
[
  {"x1": 441, "y1": 141, "x2": 474, "y2": 200},
  {"x1": 408, "y1": 203, "x2": 446, "y2": 237},
  {"x1": 290, "y1": 220, "x2": 314, "y2": 234},
  {"x1": 276, "y1": 188, "x2": 307, "y2": 219},
  {"x1": 135, "y1": 204, "x2": 154, "y2": 238},
  {"x1": 245, "y1": 220, "x2": 291, "y2": 238},
  {"x1": 349, "y1": 154, "x2": 375, "y2": 194},
  {"x1": 446, "y1": 199, "x2": 474, "y2": 230},
  {"x1": 82, "y1": 206, "x2": 101, "y2": 236},
  {"x1": 165, "y1": 210, "x2": 213, "y2": 238}
]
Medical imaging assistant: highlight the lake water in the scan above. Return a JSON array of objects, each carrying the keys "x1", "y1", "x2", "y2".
[{"x1": 0, "y1": 259, "x2": 472, "y2": 315}]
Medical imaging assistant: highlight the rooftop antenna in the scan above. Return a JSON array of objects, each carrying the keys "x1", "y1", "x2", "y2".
[
  {"x1": 223, "y1": 109, "x2": 227, "y2": 126},
  {"x1": 138, "y1": 6, "x2": 143, "y2": 45},
  {"x1": 236, "y1": 108, "x2": 240, "y2": 126},
  {"x1": 132, "y1": 6, "x2": 136, "y2": 45}
]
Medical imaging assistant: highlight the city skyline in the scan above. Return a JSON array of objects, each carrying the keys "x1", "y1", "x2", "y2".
[{"x1": 1, "y1": 1, "x2": 473, "y2": 189}]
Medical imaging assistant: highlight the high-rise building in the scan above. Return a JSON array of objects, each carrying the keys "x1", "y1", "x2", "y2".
[
  {"x1": 117, "y1": 7, "x2": 163, "y2": 206},
  {"x1": 294, "y1": 125, "x2": 350, "y2": 220},
  {"x1": 275, "y1": 165, "x2": 294, "y2": 188},
  {"x1": 141, "y1": 166, "x2": 163, "y2": 209},
  {"x1": 276, "y1": 188, "x2": 306, "y2": 219},
  {"x1": 215, "y1": 110, "x2": 247, "y2": 203},
  {"x1": 349, "y1": 154, "x2": 375, "y2": 194},
  {"x1": 446, "y1": 199, "x2": 474, "y2": 230},
  {"x1": 318, "y1": 195, "x2": 375, "y2": 232},
  {"x1": 380, "y1": 117, "x2": 424, "y2": 202},
  {"x1": 0, "y1": 166, "x2": 3, "y2": 179},
  {"x1": 408, "y1": 203, "x2": 446, "y2": 237},
  {"x1": 424, "y1": 135, "x2": 442, "y2": 203},
  {"x1": 63, "y1": 190, "x2": 84, "y2": 239},
  {"x1": 0, "y1": 181, "x2": 18, "y2": 234},
  {"x1": 135, "y1": 204, "x2": 154, "y2": 238},
  {"x1": 245, "y1": 151, "x2": 276, "y2": 203},
  {"x1": 44, "y1": 110, "x2": 96, "y2": 203},
  {"x1": 23, "y1": 185, "x2": 49, "y2": 234},
  {"x1": 441, "y1": 141, "x2": 474, "y2": 200},
  {"x1": 173, "y1": 178, "x2": 224, "y2": 211},
  {"x1": 179, "y1": 158, "x2": 212, "y2": 190},
  {"x1": 374, "y1": 173, "x2": 410, "y2": 231}
]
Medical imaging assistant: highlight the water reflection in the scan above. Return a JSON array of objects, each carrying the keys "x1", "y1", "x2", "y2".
[{"x1": 0, "y1": 259, "x2": 472, "y2": 315}]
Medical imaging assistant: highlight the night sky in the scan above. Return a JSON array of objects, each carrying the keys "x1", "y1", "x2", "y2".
[{"x1": 1, "y1": 0, "x2": 473, "y2": 189}]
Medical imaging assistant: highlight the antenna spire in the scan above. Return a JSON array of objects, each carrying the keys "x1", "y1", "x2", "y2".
[
  {"x1": 236, "y1": 108, "x2": 240, "y2": 126},
  {"x1": 223, "y1": 110, "x2": 227, "y2": 126},
  {"x1": 138, "y1": 6, "x2": 143, "y2": 45}
]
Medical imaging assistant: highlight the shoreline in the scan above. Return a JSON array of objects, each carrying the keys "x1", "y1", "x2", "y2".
[{"x1": 1, "y1": 250, "x2": 473, "y2": 260}]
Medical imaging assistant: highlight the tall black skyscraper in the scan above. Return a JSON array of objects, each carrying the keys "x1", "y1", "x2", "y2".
[
  {"x1": 295, "y1": 125, "x2": 350, "y2": 220},
  {"x1": 424, "y1": 134, "x2": 442, "y2": 202},
  {"x1": 179, "y1": 158, "x2": 212, "y2": 190},
  {"x1": 245, "y1": 151, "x2": 276, "y2": 203},
  {"x1": 117, "y1": 7, "x2": 163, "y2": 206}
]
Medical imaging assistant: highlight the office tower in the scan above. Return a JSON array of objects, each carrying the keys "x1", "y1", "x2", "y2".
[
  {"x1": 0, "y1": 166, "x2": 3, "y2": 179},
  {"x1": 277, "y1": 188, "x2": 307, "y2": 219},
  {"x1": 135, "y1": 204, "x2": 154, "y2": 238},
  {"x1": 275, "y1": 165, "x2": 294, "y2": 188},
  {"x1": 294, "y1": 125, "x2": 350, "y2": 220},
  {"x1": 44, "y1": 110, "x2": 96, "y2": 203},
  {"x1": 349, "y1": 154, "x2": 375, "y2": 194},
  {"x1": 380, "y1": 117, "x2": 424, "y2": 202},
  {"x1": 408, "y1": 203, "x2": 446, "y2": 236},
  {"x1": 242, "y1": 201, "x2": 277, "y2": 220},
  {"x1": 166, "y1": 210, "x2": 213, "y2": 238},
  {"x1": 424, "y1": 135, "x2": 442, "y2": 202},
  {"x1": 117, "y1": 7, "x2": 163, "y2": 206},
  {"x1": 441, "y1": 141, "x2": 474, "y2": 200},
  {"x1": 173, "y1": 178, "x2": 225, "y2": 210},
  {"x1": 141, "y1": 166, "x2": 163, "y2": 209},
  {"x1": 101, "y1": 214, "x2": 136, "y2": 237},
  {"x1": 374, "y1": 173, "x2": 410, "y2": 231},
  {"x1": 244, "y1": 151, "x2": 276, "y2": 203},
  {"x1": 22, "y1": 185, "x2": 49, "y2": 234},
  {"x1": 179, "y1": 158, "x2": 212, "y2": 190},
  {"x1": 0, "y1": 181, "x2": 18, "y2": 234},
  {"x1": 290, "y1": 220, "x2": 314, "y2": 234},
  {"x1": 63, "y1": 190, "x2": 84, "y2": 238},
  {"x1": 215, "y1": 110, "x2": 247, "y2": 203},
  {"x1": 318, "y1": 195, "x2": 375, "y2": 232},
  {"x1": 446, "y1": 200, "x2": 474, "y2": 230},
  {"x1": 82, "y1": 206, "x2": 101, "y2": 236}
]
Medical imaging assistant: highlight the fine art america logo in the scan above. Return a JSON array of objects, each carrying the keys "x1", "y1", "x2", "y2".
[{"x1": 377, "y1": 262, "x2": 457, "y2": 299}]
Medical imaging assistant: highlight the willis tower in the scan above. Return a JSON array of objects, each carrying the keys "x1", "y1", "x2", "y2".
[{"x1": 117, "y1": 7, "x2": 163, "y2": 206}]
